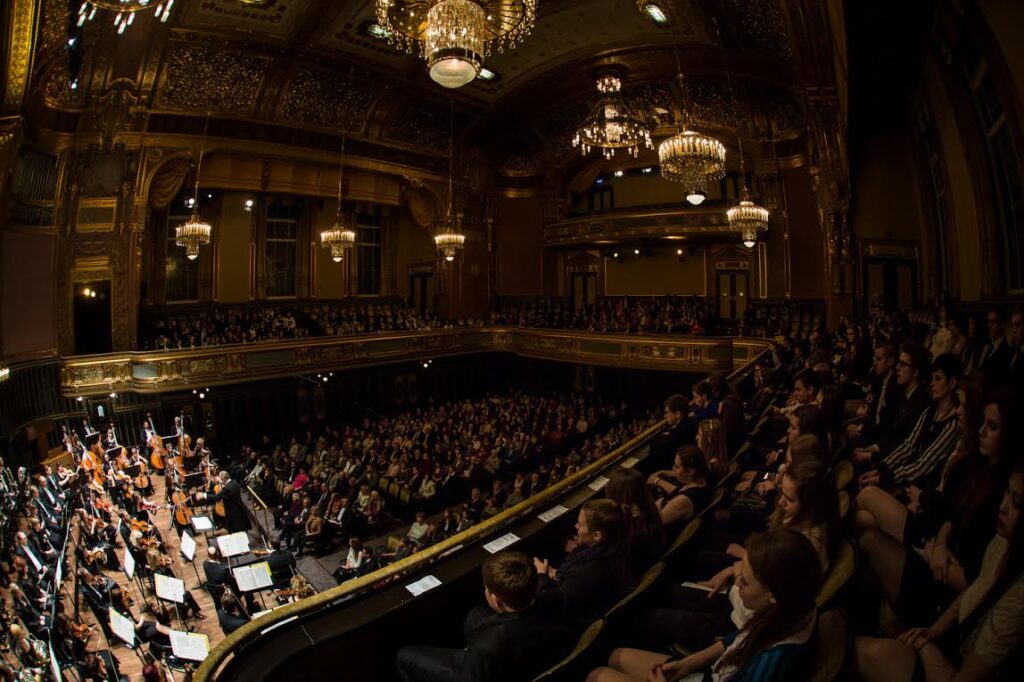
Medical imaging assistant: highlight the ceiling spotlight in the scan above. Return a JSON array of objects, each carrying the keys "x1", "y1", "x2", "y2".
[
  {"x1": 614, "y1": 170, "x2": 624, "y2": 178},
  {"x1": 634, "y1": 248, "x2": 640, "y2": 255},
  {"x1": 637, "y1": 1, "x2": 670, "y2": 25},
  {"x1": 677, "y1": 248, "x2": 683, "y2": 256},
  {"x1": 69, "y1": 79, "x2": 79, "y2": 90},
  {"x1": 642, "y1": 167, "x2": 653, "y2": 174},
  {"x1": 612, "y1": 251, "x2": 619, "y2": 259},
  {"x1": 321, "y1": 376, "x2": 328, "y2": 382},
  {"x1": 82, "y1": 287, "x2": 91, "y2": 296},
  {"x1": 686, "y1": 190, "x2": 706, "y2": 206},
  {"x1": 90, "y1": 291, "x2": 97, "y2": 298},
  {"x1": 109, "y1": 392, "x2": 117, "y2": 399},
  {"x1": 244, "y1": 199, "x2": 254, "y2": 211},
  {"x1": 198, "y1": 392, "x2": 205, "y2": 399},
  {"x1": 77, "y1": 396, "x2": 84, "y2": 402},
  {"x1": 192, "y1": 389, "x2": 197, "y2": 394}
]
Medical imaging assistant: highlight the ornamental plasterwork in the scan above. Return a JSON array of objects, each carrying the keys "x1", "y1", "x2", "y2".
[
  {"x1": 4, "y1": 0, "x2": 37, "y2": 114},
  {"x1": 720, "y1": 0, "x2": 792, "y2": 59},
  {"x1": 383, "y1": 105, "x2": 450, "y2": 155},
  {"x1": 158, "y1": 46, "x2": 269, "y2": 116},
  {"x1": 278, "y1": 68, "x2": 377, "y2": 134}
]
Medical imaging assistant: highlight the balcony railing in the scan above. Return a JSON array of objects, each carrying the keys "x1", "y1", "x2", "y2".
[
  {"x1": 543, "y1": 205, "x2": 736, "y2": 247},
  {"x1": 59, "y1": 328, "x2": 771, "y2": 396}
]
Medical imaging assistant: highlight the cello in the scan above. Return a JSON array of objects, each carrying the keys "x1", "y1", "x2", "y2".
[{"x1": 171, "y1": 487, "x2": 194, "y2": 528}]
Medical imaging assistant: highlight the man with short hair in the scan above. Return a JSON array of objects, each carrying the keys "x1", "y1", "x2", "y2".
[
  {"x1": 978, "y1": 308, "x2": 1012, "y2": 375},
  {"x1": 1007, "y1": 307, "x2": 1023, "y2": 383},
  {"x1": 853, "y1": 341, "x2": 931, "y2": 465},
  {"x1": 649, "y1": 393, "x2": 689, "y2": 465},
  {"x1": 395, "y1": 551, "x2": 565, "y2": 682},
  {"x1": 777, "y1": 368, "x2": 821, "y2": 417},
  {"x1": 847, "y1": 343, "x2": 900, "y2": 441}
]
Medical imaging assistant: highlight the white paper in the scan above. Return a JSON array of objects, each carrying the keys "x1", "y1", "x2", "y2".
[
  {"x1": 180, "y1": 531, "x2": 196, "y2": 562},
  {"x1": 588, "y1": 476, "x2": 610, "y2": 491},
  {"x1": 679, "y1": 581, "x2": 715, "y2": 593},
  {"x1": 169, "y1": 630, "x2": 210, "y2": 662},
  {"x1": 23, "y1": 545, "x2": 43, "y2": 574},
  {"x1": 620, "y1": 457, "x2": 639, "y2": 468},
  {"x1": 234, "y1": 562, "x2": 273, "y2": 592},
  {"x1": 154, "y1": 574, "x2": 185, "y2": 604},
  {"x1": 404, "y1": 574, "x2": 442, "y2": 597},
  {"x1": 537, "y1": 505, "x2": 570, "y2": 523},
  {"x1": 251, "y1": 606, "x2": 280, "y2": 620},
  {"x1": 216, "y1": 531, "x2": 250, "y2": 557},
  {"x1": 191, "y1": 515, "x2": 214, "y2": 532},
  {"x1": 123, "y1": 550, "x2": 135, "y2": 580},
  {"x1": 482, "y1": 532, "x2": 520, "y2": 554},
  {"x1": 54, "y1": 555, "x2": 62, "y2": 586},
  {"x1": 109, "y1": 610, "x2": 136, "y2": 646}
]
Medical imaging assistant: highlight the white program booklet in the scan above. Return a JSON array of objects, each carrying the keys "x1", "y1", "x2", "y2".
[
  {"x1": 482, "y1": 533, "x2": 519, "y2": 554},
  {"x1": 537, "y1": 505, "x2": 570, "y2": 523},
  {"x1": 588, "y1": 476, "x2": 610, "y2": 491},
  {"x1": 405, "y1": 575, "x2": 442, "y2": 597}
]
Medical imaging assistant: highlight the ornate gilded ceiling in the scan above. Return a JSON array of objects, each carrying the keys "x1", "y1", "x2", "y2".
[{"x1": 20, "y1": 0, "x2": 820, "y2": 184}]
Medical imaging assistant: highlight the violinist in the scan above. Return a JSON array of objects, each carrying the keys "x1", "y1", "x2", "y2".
[
  {"x1": 82, "y1": 650, "x2": 124, "y2": 682},
  {"x1": 145, "y1": 549, "x2": 205, "y2": 620}
]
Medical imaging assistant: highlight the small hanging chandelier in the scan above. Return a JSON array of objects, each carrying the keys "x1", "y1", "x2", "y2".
[
  {"x1": 320, "y1": 136, "x2": 356, "y2": 263},
  {"x1": 435, "y1": 101, "x2": 465, "y2": 262},
  {"x1": 573, "y1": 74, "x2": 653, "y2": 160},
  {"x1": 77, "y1": 1, "x2": 175, "y2": 35},
  {"x1": 376, "y1": 0, "x2": 536, "y2": 89},
  {"x1": 658, "y1": 63, "x2": 726, "y2": 205},
  {"x1": 728, "y1": 187, "x2": 769, "y2": 248},
  {"x1": 176, "y1": 114, "x2": 213, "y2": 261}
]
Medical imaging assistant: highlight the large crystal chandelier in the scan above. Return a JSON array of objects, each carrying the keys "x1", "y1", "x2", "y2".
[
  {"x1": 176, "y1": 115, "x2": 212, "y2": 261},
  {"x1": 573, "y1": 74, "x2": 653, "y2": 160},
  {"x1": 376, "y1": 0, "x2": 537, "y2": 89},
  {"x1": 658, "y1": 71, "x2": 726, "y2": 205},
  {"x1": 435, "y1": 101, "x2": 466, "y2": 261},
  {"x1": 77, "y1": 1, "x2": 175, "y2": 35},
  {"x1": 320, "y1": 137, "x2": 356, "y2": 263},
  {"x1": 728, "y1": 187, "x2": 769, "y2": 248}
]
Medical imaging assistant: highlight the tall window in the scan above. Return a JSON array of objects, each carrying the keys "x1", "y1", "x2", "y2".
[
  {"x1": 356, "y1": 208, "x2": 381, "y2": 295},
  {"x1": 166, "y1": 201, "x2": 200, "y2": 302},
  {"x1": 958, "y1": 36, "x2": 1024, "y2": 290},
  {"x1": 913, "y1": 101, "x2": 953, "y2": 292},
  {"x1": 265, "y1": 198, "x2": 300, "y2": 297}
]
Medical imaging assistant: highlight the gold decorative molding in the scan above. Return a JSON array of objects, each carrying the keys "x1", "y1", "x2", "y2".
[
  {"x1": 75, "y1": 198, "x2": 119, "y2": 232},
  {"x1": 59, "y1": 329, "x2": 770, "y2": 396},
  {"x1": 543, "y1": 207, "x2": 737, "y2": 247},
  {"x1": 2, "y1": 0, "x2": 36, "y2": 115}
]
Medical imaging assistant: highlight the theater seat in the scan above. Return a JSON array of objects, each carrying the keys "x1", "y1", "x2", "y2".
[
  {"x1": 604, "y1": 562, "x2": 666, "y2": 623},
  {"x1": 837, "y1": 490, "x2": 851, "y2": 520},
  {"x1": 831, "y1": 459, "x2": 854, "y2": 490},
  {"x1": 661, "y1": 518, "x2": 702, "y2": 563},
  {"x1": 531, "y1": 619, "x2": 606, "y2": 682},
  {"x1": 807, "y1": 609, "x2": 849, "y2": 682},
  {"x1": 816, "y1": 538, "x2": 857, "y2": 608}
]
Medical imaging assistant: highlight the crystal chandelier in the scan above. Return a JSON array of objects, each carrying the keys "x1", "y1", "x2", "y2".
[
  {"x1": 659, "y1": 129, "x2": 726, "y2": 205},
  {"x1": 320, "y1": 137, "x2": 356, "y2": 263},
  {"x1": 77, "y1": 1, "x2": 175, "y2": 35},
  {"x1": 176, "y1": 114, "x2": 212, "y2": 261},
  {"x1": 728, "y1": 187, "x2": 769, "y2": 248},
  {"x1": 573, "y1": 74, "x2": 653, "y2": 160},
  {"x1": 376, "y1": 0, "x2": 536, "y2": 89},
  {"x1": 435, "y1": 101, "x2": 465, "y2": 261}
]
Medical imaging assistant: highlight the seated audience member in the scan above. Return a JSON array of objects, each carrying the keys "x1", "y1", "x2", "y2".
[
  {"x1": 696, "y1": 418, "x2": 729, "y2": 481},
  {"x1": 857, "y1": 392, "x2": 1020, "y2": 625},
  {"x1": 606, "y1": 468, "x2": 666, "y2": 583},
  {"x1": 589, "y1": 529, "x2": 822, "y2": 682},
  {"x1": 853, "y1": 341, "x2": 931, "y2": 467},
  {"x1": 649, "y1": 394, "x2": 689, "y2": 466},
  {"x1": 396, "y1": 551, "x2": 566, "y2": 682},
  {"x1": 334, "y1": 537, "x2": 368, "y2": 583},
  {"x1": 854, "y1": 466, "x2": 1024, "y2": 682},
  {"x1": 846, "y1": 342, "x2": 900, "y2": 441},
  {"x1": 775, "y1": 368, "x2": 822, "y2": 418},
  {"x1": 407, "y1": 512, "x2": 430, "y2": 546},
  {"x1": 857, "y1": 353, "x2": 962, "y2": 491},
  {"x1": 648, "y1": 446, "x2": 713, "y2": 532},
  {"x1": 534, "y1": 499, "x2": 629, "y2": 627},
  {"x1": 688, "y1": 381, "x2": 720, "y2": 424}
]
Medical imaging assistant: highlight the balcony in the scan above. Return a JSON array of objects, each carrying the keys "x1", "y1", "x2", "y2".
[{"x1": 543, "y1": 204, "x2": 736, "y2": 248}]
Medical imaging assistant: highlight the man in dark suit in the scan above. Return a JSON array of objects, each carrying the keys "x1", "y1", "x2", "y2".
[
  {"x1": 847, "y1": 343, "x2": 901, "y2": 443},
  {"x1": 1006, "y1": 308, "x2": 1024, "y2": 385},
  {"x1": 196, "y1": 471, "x2": 251, "y2": 534},
  {"x1": 648, "y1": 394, "x2": 689, "y2": 468},
  {"x1": 396, "y1": 551, "x2": 567, "y2": 682},
  {"x1": 203, "y1": 545, "x2": 231, "y2": 591},
  {"x1": 978, "y1": 308, "x2": 1013, "y2": 375}
]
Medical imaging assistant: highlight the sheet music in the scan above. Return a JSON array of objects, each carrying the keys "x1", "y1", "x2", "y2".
[
  {"x1": 482, "y1": 533, "x2": 519, "y2": 554},
  {"x1": 234, "y1": 562, "x2": 273, "y2": 593},
  {"x1": 123, "y1": 550, "x2": 135, "y2": 580},
  {"x1": 180, "y1": 531, "x2": 196, "y2": 562},
  {"x1": 169, "y1": 630, "x2": 210, "y2": 662},
  {"x1": 109, "y1": 610, "x2": 136, "y2": 646},
  {"x1": 216, "y1": 531, "x2": 250, "y2": 557},
  {"x1": 537, "y1": 505, "x2": 570, "y2": 523},
  {"x1": 588, "y1": 476, "x2": 610, "y2": 491},
  {"x1": 191, "y1": 515, "x2": 214, "y2": 532},
  {"x1": 155, "y1": 574, "x2": 185, "y2": 604},
  {"x1": 405, "y1": 575, "x2": 442, "y2": 597}
]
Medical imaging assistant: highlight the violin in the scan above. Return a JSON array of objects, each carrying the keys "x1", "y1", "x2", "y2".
[{"x1": 68, "y1": 620, "x2": 94, "y2": 643}]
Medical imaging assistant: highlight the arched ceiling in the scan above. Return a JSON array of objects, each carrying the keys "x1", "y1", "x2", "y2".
[{"x1": 22, "y1": 0, "x2": 831, "y2": 185}]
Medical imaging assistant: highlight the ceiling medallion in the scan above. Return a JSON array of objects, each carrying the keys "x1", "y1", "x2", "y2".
[
  {"x1": 376, "y1": 0, "x2": 537, "y2": 89},
  {"x1": 77, "y1": 1, "x2": 174, "y2": 35},
  {"x1": 573, "y1": 74, "x2": 653, "y2": 160},
  {"x1": 728, "y1": 186, "x2": 769, "y2": 248},
  {"x1": 320, "y1": 137, "x2": 356, "y2": 263},
  {"x1": 176, "y1": 114, "x2": 213, "y2": 261}
]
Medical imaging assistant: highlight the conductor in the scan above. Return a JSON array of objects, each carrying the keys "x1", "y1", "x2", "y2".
[{"x1": 195, "y1": 471, "x2": 252, "y2": 534}]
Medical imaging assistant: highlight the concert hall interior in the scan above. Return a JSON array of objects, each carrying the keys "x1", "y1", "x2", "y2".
[{"x1": 2, "y1": 1, "x2": 1024, "y2": 680}]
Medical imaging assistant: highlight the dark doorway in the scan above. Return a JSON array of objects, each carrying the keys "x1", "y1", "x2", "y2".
[
  {"x1": 863, "y1": 258, "x2": 917, "y2": 313},
  {"x1": 716, "y1": 270, "x2": 749, "y2": 320},
  {"x1": 74, "y1": 281, "x2": 112, "y2": 354},
  {"x1": 409, "y1": 273, "x2": 433, "y2": 314},
  {"x1": 570, "y1": 272, "x2": 597, "y2": 309}
]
